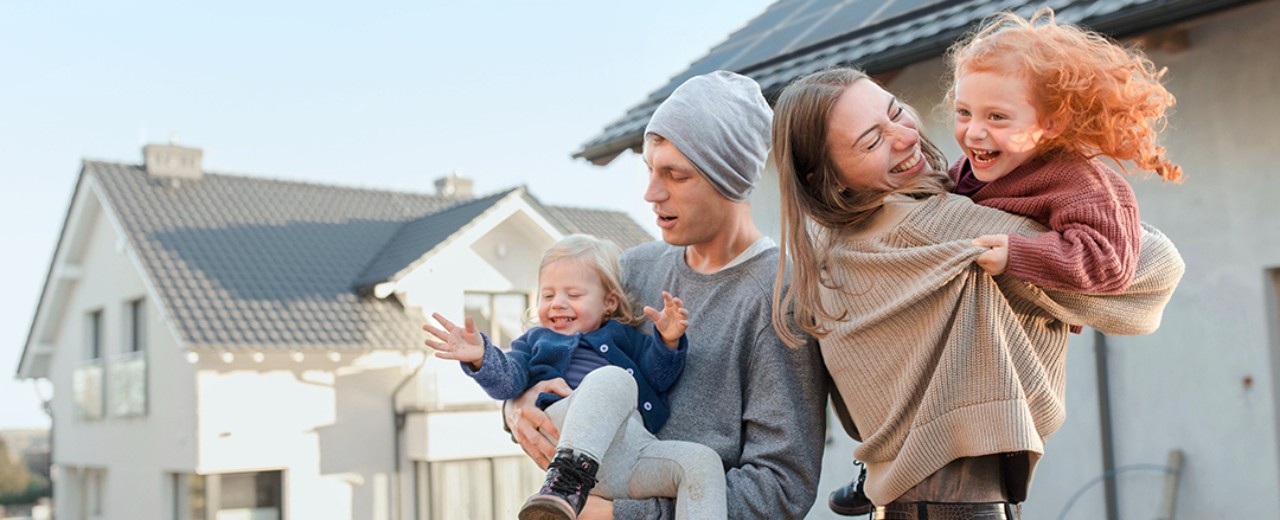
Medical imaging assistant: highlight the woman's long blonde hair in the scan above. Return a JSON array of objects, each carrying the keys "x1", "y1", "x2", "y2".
[
  {"x1": 770, "y1": 68, "x2": 951, "y2": 347},
  {"x1": 540, "y1": 234, "x2": 642, "y2": 327}
]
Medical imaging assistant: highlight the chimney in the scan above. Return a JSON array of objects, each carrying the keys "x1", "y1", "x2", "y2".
[
  {"x1": 143, "y1": 143, "x2": 203, "y2": 180},
  {"x1": 434, "y1": 172, "x2": 473, "y2": 200}
]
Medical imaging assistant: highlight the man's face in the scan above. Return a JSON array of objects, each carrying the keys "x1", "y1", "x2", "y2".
[{"x1": 642, "y1": 138, "x2": 736, "y2": 247}]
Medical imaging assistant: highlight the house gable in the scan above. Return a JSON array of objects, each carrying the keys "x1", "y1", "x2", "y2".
[
  {"x1": 18, "y1": 171, "x2": 176, "y2": 380},
  {"x1": 391, "y1": 191, "x2": 567, "y2": 318}
]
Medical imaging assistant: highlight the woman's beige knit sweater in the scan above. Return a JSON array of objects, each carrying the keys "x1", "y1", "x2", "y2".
[{"x1": 819, "y1": 194, "x2": 1185, "y2": 505}]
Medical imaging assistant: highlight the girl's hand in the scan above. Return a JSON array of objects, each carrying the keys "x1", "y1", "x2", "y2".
[
  {"x1": 424, "y1": 313, "x2": 486, "y2": 368},
  {"x1": 643, "y1": 291, "x2": 689, "y2": 349},
  {"x1": 973, "y1": 234, "x2": 1010, "y2": 276}
]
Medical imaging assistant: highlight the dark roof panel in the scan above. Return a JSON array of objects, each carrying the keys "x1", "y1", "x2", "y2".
[{"x1": 575, "y1": 0, "x2": 1258, "y2": 163}]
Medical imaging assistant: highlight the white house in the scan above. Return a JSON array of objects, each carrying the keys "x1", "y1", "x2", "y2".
[
  {"x1": 14, "y1": 143, "x2": 652, "y2": 520},
  {"x1": 576, "y1": 0, "x2": 1280, "y2": 518}
]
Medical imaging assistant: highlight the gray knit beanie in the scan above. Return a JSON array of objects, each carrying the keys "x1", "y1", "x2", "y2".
[{"x1": 644, "y1": 70, "x2": 772, "y2": 201}]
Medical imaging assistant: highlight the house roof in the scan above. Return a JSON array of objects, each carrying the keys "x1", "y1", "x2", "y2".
[
  {"x1": 56, "y1": 161, "x2": 651, "y2": 354},
  {"x1": 353, "y1": 188, "x2": 519, "y2": 288},
  {"x1": 574, "y1": 0, "x2": 1260, "y2": 164}
]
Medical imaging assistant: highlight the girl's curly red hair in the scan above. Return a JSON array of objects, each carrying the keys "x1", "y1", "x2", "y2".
[{"x1": 946, "y1": 7, "x2": 1183, "y2": 182}]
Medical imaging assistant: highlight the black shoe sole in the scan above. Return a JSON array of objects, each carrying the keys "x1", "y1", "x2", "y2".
[
  {"x1": 829, "y1": 498, "x2": 874, "y2": 517},
  {"x1": 519, "y1": 497, "x2": 576, "y2": 520}
]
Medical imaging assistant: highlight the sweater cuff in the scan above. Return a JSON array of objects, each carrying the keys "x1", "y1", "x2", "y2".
[
  {"x1": 650, "y1": 328, "x2": 688, "y2": 357},
  {"x1": 459, "y1": 333, "x2": 500, "y2": 377}
]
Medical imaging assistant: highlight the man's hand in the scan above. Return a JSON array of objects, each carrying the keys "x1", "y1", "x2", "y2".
[
  {"x1": 643, "y1": 291, "x2": 688, "y2": 349},
  {"x1": 973, "y1": 234, "x2": 1010, "y2": 276},
  {"x1": 578, "y1": 496, "x2": 614, "y2": 520},
  {"x1": 506, "y1": 378, "x2": 571, "y2": 469}
]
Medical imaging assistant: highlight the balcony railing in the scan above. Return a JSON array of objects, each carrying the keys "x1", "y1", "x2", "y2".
[
  {"x1": 73, "y1": 361, "x2": 105, "y2": 420},
  {"x1": 110, "y1": 351, "x2": 148, "y2": 417}
]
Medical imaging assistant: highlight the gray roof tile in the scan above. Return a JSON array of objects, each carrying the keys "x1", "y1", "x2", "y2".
[
  {"x1": 85, "y1": 161, "x2": 652, "y2": 352},
  {"x1": 544, "y1": 205, "x2": 656, "y2": 252},
  {"x1": 354, "y1": 189, "x2": 517, "y2": 288}
]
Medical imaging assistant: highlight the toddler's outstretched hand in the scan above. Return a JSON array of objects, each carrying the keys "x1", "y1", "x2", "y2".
[
  {"x1": 424, "y1": 313, "x2": 486, "y2": 369},
  {"x1": 973, "y1": 234, "x2": 1010, "y2": 276},
  {"x1": 644, "y1": 291, "x2": 689, "y2": 350}
]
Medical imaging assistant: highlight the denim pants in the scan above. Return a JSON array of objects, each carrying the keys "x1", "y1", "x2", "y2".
[{"x1": 544, "y1": 365, "x2": 727, "y2": 519}]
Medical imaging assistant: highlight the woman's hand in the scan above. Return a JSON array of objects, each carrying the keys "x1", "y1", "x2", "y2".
[
  {"x1": 973, "y1": 234, "x2": 1010, "y2": 276},
  {"x1": 643, "y1": 291, "x2": 689, "y2": 350}
]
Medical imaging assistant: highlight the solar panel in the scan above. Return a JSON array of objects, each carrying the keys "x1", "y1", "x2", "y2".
[
  {"x1": 786, "y1": 0, "x2": 891, "y2": 54},
  {"x1": 872, "y1": 0, "x2": 951, "y2": 23},
  {"x1": 731, "y1": 0, "x2": 809, "y2": 40},
  {"x1": 718, "y1": 0, "x2": 946, "y2": 72},
  {"x1": 729, "y1": 11, "x2": 828, "y2": 70},
  {"x1": 679, "y1": 42, "x2": 755, "y2": 85}
]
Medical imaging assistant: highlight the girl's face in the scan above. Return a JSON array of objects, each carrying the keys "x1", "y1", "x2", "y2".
[
  {"x1": 825, "y1": 79, "x2": 931, "y2": 192},
  {"x1": 537, "y1": 259, "x2": 618, "y2": 336},
  {"x1": 952, "y1": 70, "x2": 1060, "y2": 182}
]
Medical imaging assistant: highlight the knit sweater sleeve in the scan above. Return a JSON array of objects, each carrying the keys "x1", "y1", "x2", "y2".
[
  {"x1": 998, "y1": 223, "x2": 1184, "y2": 335},
  {"x1": 627, "y1": 325, "x2": 687, "y2": 394},
  {"x1": 460, "y1": 332, "x2": 532, "y2": 401},
  {"x1": 908, "y1": 195, "x2": 1182, "y2": 334},
  {"x1": 996, "y1": 160, "x2": 1141, "y2": 294}
]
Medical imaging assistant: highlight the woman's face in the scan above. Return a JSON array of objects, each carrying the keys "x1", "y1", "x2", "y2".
[{"x1": 825, "y1": 79, "x2": 931, "y2": 192}]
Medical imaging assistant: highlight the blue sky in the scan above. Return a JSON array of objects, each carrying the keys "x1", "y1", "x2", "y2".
[{"x1": 0, "y1": 0, "x2": 774, "y2": 429}]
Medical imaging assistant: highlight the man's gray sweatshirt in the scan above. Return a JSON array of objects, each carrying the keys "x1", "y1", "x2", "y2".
[{"x1": 613, "y1": 241, "x2": 828, "y2": 519}]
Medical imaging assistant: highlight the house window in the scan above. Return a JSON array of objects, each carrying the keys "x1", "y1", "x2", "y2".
[
  {"x1": 74, "y1": 310, "x2": 106, "y2": 420},
  {"x1": 171, "y1": 470, "x2": 282, "y2": 520},
  {"x1": 111, "y1": 298, "x2": 148, "y2": 417},
  {"x1": 72, "y1": 467, "x2": 105, "y2": 519},
  {"x1": 127, "y1": 298, "x2": 145, "y2": 353},
  {"x1": 415, "y1": 456, "x2": 543, "y2": 520},
  {"x1": 1269, "y1": 268, "x2": 1280, "y2": 466},
  {"x1": 86, "y1": 309, "x2": 103, "y2": 360},
  {"x1": 89, "y1": 468, "x2": 105, "y2": 517},
  {"x1": 171, "y1": 473, "x2": 207, "y2": 520},
  {"x1": 464, "y1": 292, "x2": 529, "y2": 346}
]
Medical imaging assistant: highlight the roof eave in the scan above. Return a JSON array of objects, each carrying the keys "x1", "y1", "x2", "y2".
[
  {"x1": 574, "y1": 0, "x2": 1263, "y2": 167},
  {"x1": 572, "y1": 133, "x2": 644, "y2": 166}
]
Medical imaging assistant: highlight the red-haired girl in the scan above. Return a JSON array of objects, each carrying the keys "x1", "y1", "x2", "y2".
[{"x1": 948, "y1": 7, "x2": 1182, "y2": 295}]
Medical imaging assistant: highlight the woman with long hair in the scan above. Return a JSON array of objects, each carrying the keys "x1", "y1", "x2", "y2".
[{"x1": 770, "y1": 66, "x2": 1184, "y2": 517}]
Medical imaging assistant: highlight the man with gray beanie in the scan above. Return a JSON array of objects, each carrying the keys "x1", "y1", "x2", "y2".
[{"x1": 507, "y1": 70, "x2": 828, "y2": 519}]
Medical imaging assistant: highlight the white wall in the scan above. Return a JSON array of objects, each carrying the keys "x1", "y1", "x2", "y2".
[
  {"x1": 46, "y1": 192, "x2": 571, "y2": 520},
  {"x1": 194, "y1": 353, "x2": 419, "y2": 520},
  {"x1": 395, "y1": 203, "x2": 560, "y2": 415},
  {"x1": 49, "y1": 187, "x2": 199, "y2": 519},
  {"x1": 804, "y1": 2, "x2": 1280, "y2": 518}
]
